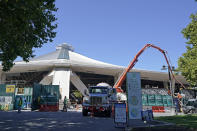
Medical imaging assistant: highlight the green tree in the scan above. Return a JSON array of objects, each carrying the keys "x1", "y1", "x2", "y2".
[
  {"x1": 0, "y1": 0, "x2": 57, "y2": 71},
  {"x1": 73, "y1": 90, "x2": 83, "y2": 98},
  {"x1": 178, "y1": 10, "x2": 197, "y2": 86}
]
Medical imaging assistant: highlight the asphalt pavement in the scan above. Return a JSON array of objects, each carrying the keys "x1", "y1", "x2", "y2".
[{"x1": 0, "y1": 110, "x2": 123, "y2": 131}]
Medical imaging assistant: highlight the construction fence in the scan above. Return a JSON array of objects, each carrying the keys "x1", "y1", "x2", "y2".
[
  {"x1": 0, "y1": 84, "x2": 15, "y2": 111},
  {"x1": 142, "y1": 88, "x2": 197, "y2": 113},
  {"x1": 0, "y1": 84, "x2": 196, "y2": 111},
  {"x1": 31, "y1": 84, "x2": 60, "y2": 111},
  {"x1": 14, "y1": 87, "x2": 33, "y2": 110},
  {"x1": 0, "y1": 83, "x2": 60, "y2": 111}
]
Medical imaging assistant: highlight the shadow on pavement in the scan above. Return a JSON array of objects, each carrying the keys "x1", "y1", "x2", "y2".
[{"x1": 0, "y1": 111, "x2": 122, "y2": 131}]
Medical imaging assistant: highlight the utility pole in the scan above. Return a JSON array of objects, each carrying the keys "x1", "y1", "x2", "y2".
[
  {"x1": 162, "y1": 65, "x2": 175, "y2": 108},
  {"x1": 168, "y1": 66, "x2": 174, "y2": 107}
]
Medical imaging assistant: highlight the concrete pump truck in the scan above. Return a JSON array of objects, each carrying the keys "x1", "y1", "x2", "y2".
[{"x1": 82, "y1": 44, "x2": 186, "y2": 117}]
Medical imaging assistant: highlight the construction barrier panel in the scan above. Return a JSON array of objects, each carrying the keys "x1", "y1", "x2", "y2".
[
  {"x1": 0, "y1": 84, "x2": 15, "y2": 111},
  {"x1": 142, "y1": 94, "x2": 148, "y2": 106},
  {"x1": 142, "y1": 88, "x2": 197, "y2": 107},
  {"x1": 162, "y1": 95, "x2": 168, "y2": 107},
  {"x1": 142, "y1": 94, "x2": 173, "y2": 107},
  {"x1": 167, "y1": 95, "x2": 173, "y2": 106},
  {"x1": 148, "y1": 95, "x2": 156, "y2": 106},
  {"x1": 155, "y1": 95, "x2": 163, "y2": 106},
  {"x1": 14, "y1": 87, "x2": 33, "y2": 109},
  {"x1": 40, "y1": 104, "x2": 59, "y2": 112},
  {"x1": 32, "y1": 84, "x2": 60, "y2": 111},
  {"x1": 1, "y1": 84, "x2": 14, "y2": 111}
]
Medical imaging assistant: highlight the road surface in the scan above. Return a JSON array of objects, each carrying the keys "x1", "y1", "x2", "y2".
[{"x1": 0, "y1": 110, "x2": 124, "y2": 131}]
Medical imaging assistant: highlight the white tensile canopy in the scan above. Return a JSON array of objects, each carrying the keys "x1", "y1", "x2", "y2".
[{"x1": 0, "y1": 43, "x2": 187, "y2": 99}]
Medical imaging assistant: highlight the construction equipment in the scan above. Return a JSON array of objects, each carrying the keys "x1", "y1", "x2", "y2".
[
  {"x1": 82, "y1": 44, "x2": 186, "y2": 116},
  {"x1": 82, "y1": 83, "x2": 117, "y2": 116},
  {"x1": 113, "y1": 44, "x2": 185, "y2": 93},
  {"x1": 182, "y1": 99, "x2": 197, "y2": 114}
]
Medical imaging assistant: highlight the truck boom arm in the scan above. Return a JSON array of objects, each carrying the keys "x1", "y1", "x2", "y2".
[{"x1": 114, "y1": 44, "x2": 185, "y2": 92}]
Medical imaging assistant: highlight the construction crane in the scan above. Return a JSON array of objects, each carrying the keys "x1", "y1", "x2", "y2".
[{"x1": 113, "y1": 44, "x2": 185, "y2": 93}]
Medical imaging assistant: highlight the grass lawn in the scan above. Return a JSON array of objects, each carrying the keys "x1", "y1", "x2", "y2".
[{"x1": 155, "y1": 114, "x2": 197, "y2": 129}]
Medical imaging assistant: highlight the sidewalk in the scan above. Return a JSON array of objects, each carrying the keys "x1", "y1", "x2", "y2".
[
  {"x1": 125, "y1": 120, "x2": 175, "y2": 131},
  {"x1": 153, "y1": 112, "x2": 185, "y2": 117}
]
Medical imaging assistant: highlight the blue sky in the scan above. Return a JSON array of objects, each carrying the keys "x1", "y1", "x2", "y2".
[{"x1": 34, "y1": 0, "x2": 197, "y2": 72}]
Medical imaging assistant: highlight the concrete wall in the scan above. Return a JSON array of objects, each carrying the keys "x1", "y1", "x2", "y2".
[{"x1": 52, "y1": 68, "x2": 71, "y2": 100}]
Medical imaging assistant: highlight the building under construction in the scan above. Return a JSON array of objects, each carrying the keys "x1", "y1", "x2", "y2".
[{"x1": 0, "y1": 43, "x2": 189, "y2": 101}]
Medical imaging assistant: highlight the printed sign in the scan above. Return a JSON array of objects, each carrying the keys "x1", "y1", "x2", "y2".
[
  {"x1": 0, "y1": 96, "x2": 12, "y2": 104},
  {"x1": 0, "y1": 96, "x2": 5, "y2": 104},
  {"x1": 6, "y1": 85, "x2": 15, "y2": 93},
  {"x1": 114, "y1": 103, "x2": 127, "y2": 127},
  {"x1": 17, "y1": 88, "x2": 24, "y2": 94},
  {"x1": 127, "y1": 72, "x2": 142, "y2": 120}
]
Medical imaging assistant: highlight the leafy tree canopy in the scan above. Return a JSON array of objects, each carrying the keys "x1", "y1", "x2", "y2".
[
  {"x1": 178, "y1": 11, "x2": 197, "y2": 86},
  {"x1": 0, "y1": 0, "x2": 57, "y2": 71}
]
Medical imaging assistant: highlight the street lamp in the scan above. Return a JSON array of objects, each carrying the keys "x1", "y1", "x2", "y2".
[{"x1": 161, "y1": 65, "x2": 175, "y2": 107}]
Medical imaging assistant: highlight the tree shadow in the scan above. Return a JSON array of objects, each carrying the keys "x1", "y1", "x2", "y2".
[{"x1": 0, "y1": 111, "x2": 122, "y2": 131}]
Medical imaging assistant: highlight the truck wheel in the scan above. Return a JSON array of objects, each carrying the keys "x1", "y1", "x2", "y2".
[{"x1": 82, "y1": 109, "x2": 88, "y2": 116}]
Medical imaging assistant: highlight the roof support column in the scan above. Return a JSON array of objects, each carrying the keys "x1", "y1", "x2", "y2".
[
  {"x1": 52, "y1": 68, "x2": 71, "y2": 100},
  {"x1": 70, "y1": 72, "x2": 88, "y2": 96}
]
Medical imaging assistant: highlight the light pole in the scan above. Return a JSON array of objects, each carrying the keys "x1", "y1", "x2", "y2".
[{"x1": 161, "y1": 65, "x2": 175, "y2": 107}]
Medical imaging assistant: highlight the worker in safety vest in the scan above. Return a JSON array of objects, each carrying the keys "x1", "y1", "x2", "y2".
[
  {"x1": 177, "y1": 93, "x2": 182, "y2": 99},
  {"x1": 177, "y1": 93, "x2": 183, "y2": 112},
  {"x1": 167, "y1": 89, "x2": 171, "y2": 95},
  {"x1": 18, "y1": 97, "x2": 23, "y2": 113},
  {"x1": 63, "y1": 96, "x2": 68, "y2": 112}
]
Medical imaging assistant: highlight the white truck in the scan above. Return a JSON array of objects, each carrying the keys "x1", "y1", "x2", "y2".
[{"x1": 82, "y1": 83, "x2": 117, "y2": 116}]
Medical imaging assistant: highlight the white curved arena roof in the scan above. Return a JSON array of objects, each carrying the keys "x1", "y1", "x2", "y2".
[{"x1": 1, "y1": 43, "x2": 188, "y2": 84}]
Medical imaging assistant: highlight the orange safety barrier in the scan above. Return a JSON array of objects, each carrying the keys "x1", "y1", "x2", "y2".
[
  {"x1": 152, "y1": 106, "x2": 165, "y2": 113},
  {"x1": 39, "y1": 104, "x2": 59, "y2": 112}
]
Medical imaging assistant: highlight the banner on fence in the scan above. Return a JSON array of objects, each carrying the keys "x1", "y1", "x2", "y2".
[
  {"x1": 6, "y1": 85, "x2": 15, "y2": 93},
  {"x1": 0, "y1": 96, "x2": 12, "y2": 104},
  {"x1": 17, "y1": 88, "x2": 24, "y2": 94}
]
